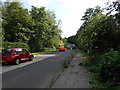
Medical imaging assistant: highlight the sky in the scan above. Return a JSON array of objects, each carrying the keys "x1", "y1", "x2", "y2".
[
  {"x1": 2, "y1": 0, "x2": 118, "y2": 37},
  {"x1": 23, "y1": 0, "x2": 107, "y2": 38}
]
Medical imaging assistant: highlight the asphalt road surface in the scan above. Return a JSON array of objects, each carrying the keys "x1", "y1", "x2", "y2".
[
  {"x1": 2, "y1": 50, "x2": 72, "y2": 88},
  {"x1": 2, "y1": 53, "x2": 57, "y2": 73}
]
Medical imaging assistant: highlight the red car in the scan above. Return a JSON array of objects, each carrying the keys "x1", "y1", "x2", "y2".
[{"x1": 2, "y1": 48, "x2": 34, "y2": 65}]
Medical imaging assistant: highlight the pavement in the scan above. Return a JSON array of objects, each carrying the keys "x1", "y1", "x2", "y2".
[{"x1": 52, "y1": 51, "x2": 91, "y2": 88}]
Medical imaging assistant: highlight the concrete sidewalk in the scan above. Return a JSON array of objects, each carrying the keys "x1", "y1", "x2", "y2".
[{"x1": 52, "y1": 51, "x2": 91, "y2": 88}]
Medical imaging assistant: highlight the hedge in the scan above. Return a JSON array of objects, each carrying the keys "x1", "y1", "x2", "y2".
[{"x1": 3, "y1": 42, "x2": 29, "y2": 50}]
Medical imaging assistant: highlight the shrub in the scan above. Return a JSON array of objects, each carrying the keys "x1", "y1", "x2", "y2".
[
  {"x1": 3, "y1": 42, "x2": 29, "y2": 50},
  {"x1": 99, "y1": 49, "x2": 120, "y2": 86},
  {"x1": 88, "y1": 66, "x2": 100, "y2": 73}
]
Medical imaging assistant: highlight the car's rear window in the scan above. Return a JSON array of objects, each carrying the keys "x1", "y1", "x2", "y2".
[
  {"x1": 16, "y1": 49, "x2": 22, "y2": 53},
  {"x1": 2, "y1": 49, "x2": 13, "y2": 53}
]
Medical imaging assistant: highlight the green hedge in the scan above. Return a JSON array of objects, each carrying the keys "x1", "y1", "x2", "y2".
[{"x1": 3, "y1": 42, "x2": 29, "y2": 50}]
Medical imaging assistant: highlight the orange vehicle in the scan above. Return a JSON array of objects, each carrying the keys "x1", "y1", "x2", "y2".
[{"x1": 58, "y1": 46, "x2": 66, "y2": 51}]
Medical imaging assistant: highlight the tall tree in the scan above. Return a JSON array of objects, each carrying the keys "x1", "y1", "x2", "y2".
[
  {"x1": 72, "y1": 4, "x2": 120, "y2": 53},
  {"x1": 0, "y1": 1, "x2": 2, "y2": 48},
  {"x1": 2, "y1": 2, "x2": 33, "y2": 43},
  {"x1": 46, "y1": 10, "x2": 62, "y2": 48},
  {"x1": 29, "y1": 6, "x2": 50, "y2": 52},
  {"x1": 82, "y1": 6, "x2": 103, "y2": 21}
]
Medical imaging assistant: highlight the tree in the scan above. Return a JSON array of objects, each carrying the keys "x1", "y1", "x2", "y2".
[
  {"x1": 73, "y1": 5, "x2": 120, "y2": 53},
  {"x1": 2, "y1": 2, "x2": 63, "y2": 52},
  {"x1": 2, "y1": 2, "x2": 33, "y2": 43},
  {"x1": 0, "y1": 1, "x2": 2, "y2": 50},
  {"x1": 82, "y1": 6, "x2": 103, "y2": 21},
  {"x1": 45, "y1": 10, "x2": 62, "y2": 48},
  {"x1": 29, "y1": 6, "x2": 52, "y2": 52},
  {"x1": 105, "y1": 1, "x2": 120, "y2": 50}
]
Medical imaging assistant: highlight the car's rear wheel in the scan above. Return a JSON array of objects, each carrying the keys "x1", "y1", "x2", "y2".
[{"x1": 14, "y1": 58, "x2": 20, "y2": 65}]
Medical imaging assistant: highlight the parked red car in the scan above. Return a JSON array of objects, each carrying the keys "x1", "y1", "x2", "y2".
[{"x1": 2, "y1": 48, "x2": 34, "y2": 65}]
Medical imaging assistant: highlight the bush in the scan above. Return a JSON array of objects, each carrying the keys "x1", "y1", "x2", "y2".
[
  {"x1": 88, "y1": 66, "x2": 100, "y2": 73},
  {"x1": 3, "y1": 42, "x2": 29, "y2": 50},
  {"x1": 99, "y1": 49, "x2": 120, "y2": 86}
]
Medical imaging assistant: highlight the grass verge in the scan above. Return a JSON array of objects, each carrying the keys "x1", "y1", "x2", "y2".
[
  {"x1": 63, "y1": 50, "x2": 76, "y2": 69},
  {"x1": 79, "y1": 53, "x2": 120, "y2": 89},
  {"x1": 78, "y1": 54, "x2": 104, "y2": 88},
  {"x1": 32, "y1": 48, "x2": 58, "y2": 55}
]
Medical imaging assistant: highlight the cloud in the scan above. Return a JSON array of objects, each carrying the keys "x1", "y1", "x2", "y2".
[
  {"x1": 56, "y1": 0, "x2": 106, "y2": 37},
  {"x1": 27, "y1": 0, "x2": 61, "y2": 7}
]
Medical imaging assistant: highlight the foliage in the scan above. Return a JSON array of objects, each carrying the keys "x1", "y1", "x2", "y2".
[
  {"x1": 81, "y1": 6, "x2": 103, "y2": 21},
  {"x1": 80, "y1": 49, "x2": 120, "y2": 88},
  {"x1": 0, "y1": 1, "x2": 4, "y2": 45},
  {"x1": 68, "y1": 3, "x2": 120, "y2": 53},
  {"x1": 46, "y1": 10, "x2": 62, "y2": 48},
  {"x1": 2, "y1": 2, "x2": 33, "y2": 43},
  {"x1": 32, "y1": 47, "x2": 58, "y2": 55},
  {"x1": 2, "y1": 2, "x2": 63, "y2": 52},
  {"x1": 28, "y1": 6, "x2": 49, "y2": 52},
  {"x1": 3, "y1": 42, "x2": 29, "y2": 50},
  {"x1": 63, "y1": 50, "x2": 76, "y2": 68},
  {"x1": 69, "y1": 2, "x2": 120, "y2": 88},
  {"x1": 75, "y1": 14, "x2": 120, "y2": 54},
  {"x1": 99, "y1": 49, "x2": 120, "y2": 87},
  {"x1": 28, "y1": 6, "x2": 62, "y2": 52}
]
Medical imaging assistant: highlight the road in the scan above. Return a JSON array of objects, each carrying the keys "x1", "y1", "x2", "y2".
[
  {"x1": 2, "y1": 50, "x2": 72, "y2": 88},
  {"x1": 2, "y1": 53, "x2": 57, "y2": 73}
]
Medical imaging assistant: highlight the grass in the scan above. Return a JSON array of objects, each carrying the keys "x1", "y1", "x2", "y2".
[
  {"x1": 32, "y1": 48, "x2": 58, "y2": 55},
  {"x1": 79, "y1": 53, "x2": 120, "y2": 89},
  {"x1": 63, "y1": 50, "x2": 76, "y2": 69}
]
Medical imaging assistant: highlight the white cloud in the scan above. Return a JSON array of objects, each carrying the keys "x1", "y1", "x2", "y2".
[
  {"x1": 27, "y1": 0, "x2": 60, "y2": 7},
  {"x1": 56, "y1": 0, "x2": 106, "y2": 37}
]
